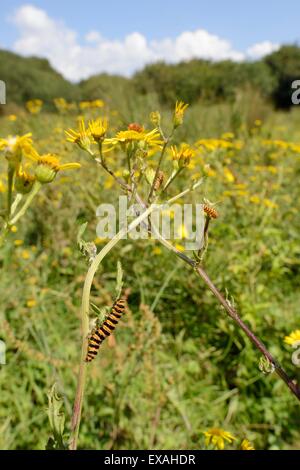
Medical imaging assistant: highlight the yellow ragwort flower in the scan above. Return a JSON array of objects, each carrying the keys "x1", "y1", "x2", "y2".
[
  {"x1": 171, "y1": 144, "x2": 195, "y2": 168},
  {"x1": 26, "y1": 99, "x2": 43, "y2": 114},
  {"x1": 204, "y1": 428, "x2": 236, "y2": 450},
  {"x1": 30, "y1": 153, "x2": 81, "y2": 184},
  {"x1": 284, "y1": 330, "x2": 300, "y2": 347},
  {"x1": 79, "y1": 99, "x2": 104, "y2": 110},
  {"x1": 263, "y1": 198, "x2": 278, "y2": 209},
  {"x1": 0, "y1": 133, "x2": 36, "y2": 167},
  {"x1": 92, "y1": 99, "x2": 105, "y2": 108},
  {"x1": 173, "y1": 100, "x2": 189, "y2": 128},
  {"x1": 223, "y1": 167, "x2": 235, "y2": 183},
  {"x1": 240, "y1": 439, "x2": 255, "y2": 450},
  {"x1": 88, "y1": 118, "x2": 108, "y2": 142},
  {"x1": 65, "y1": 119, "x2": 92, "y2": 152},
  {"x1": 21, "y1": 250, "x2": 30, "y2": 260},
  {"x1": 105, "y1": 128, "x2": 163, "y2": 150}
]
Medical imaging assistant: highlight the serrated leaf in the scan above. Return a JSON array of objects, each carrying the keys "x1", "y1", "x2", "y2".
[
  {"x1": 46, "y1": 383, "x2": 67, "y2": 450},
  {"x1": 77, "y1": 222, "x2": 97, "y2": 264},
  {"x1": 77, "y1": 222, "x2": 88, "y2": 250}
]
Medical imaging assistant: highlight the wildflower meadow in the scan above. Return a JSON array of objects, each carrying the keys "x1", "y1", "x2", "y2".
[{"x1": 0, "y1": 22, "x2": 300, "y2": 452}]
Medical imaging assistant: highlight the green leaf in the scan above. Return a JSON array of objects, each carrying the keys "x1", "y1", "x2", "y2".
[
  {"x1": 77, "y1": 221, "x2": 88, "y2": 249},
  {"x1": 46, "y1": 383, "x2": 67, "y2": 450},
  {"x1": 77, "y1": 222, "x2": 97, "y2": 264}
]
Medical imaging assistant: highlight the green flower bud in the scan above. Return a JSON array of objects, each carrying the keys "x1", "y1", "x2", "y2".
[
  {"x1": 15, "y1": 170, "x2": 36, "y2": 194},
  {"x1": 35, "y1": 164, "x2": 57, "y2": 184}
]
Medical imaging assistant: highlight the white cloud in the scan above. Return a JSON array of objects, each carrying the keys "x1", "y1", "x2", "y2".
[
  {"x1": 247, "y1": 41, "x2": 280, "y2": 59},
  {"x1": 9, "y1": 4, "x2": 281, "y2": 82},
  {"x1": 85, "y1": 31, "x2": 102, "y2": 43}
]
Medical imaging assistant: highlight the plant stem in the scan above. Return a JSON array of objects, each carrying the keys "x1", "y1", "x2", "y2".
[
  {"x1": 0, "y1": 186, "x2": 40, "y2": 248},
  {"x1": 150, "y1": 227, "x2": 300, "y2": 401},
  {"x1": 10, "y1": 194, "x2": 23, "y2": 217},
  {"x1": 194, "y1": 264, "x2": 300, "y2": 400},
  {"x1": 9, "y1": 182, "x2": 42, "y2": 226},
  {"x1": 135, "y1": 188, "x2": 300, "y2": 402},
  {"x1": 148, "y1": 133, "x2": 172, "y2": 203},
  {"x1": 7, "y1": 167, "x2": 15, "y2": 219},
  {"x1": 69, "y1": 202, "x2": 162, "y2": 450},
  {"x1": 162, "y1": 168, "x2": 183, "y2": 194}
]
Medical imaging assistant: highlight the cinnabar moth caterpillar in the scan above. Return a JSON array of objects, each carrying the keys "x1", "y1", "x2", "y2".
[
  {"x1": 203, "y1": 205, "x2": 218, "y2": 219},
  {"x1": 85, "y1": 298, "x2": 126, "y2": 362},
  {"x1": 153, "y1": 170, "x2": 164, "y2": 191}
]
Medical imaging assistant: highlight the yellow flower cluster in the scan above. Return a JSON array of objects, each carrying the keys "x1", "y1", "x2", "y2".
[
  {"x1": 196, "y1": 138, "x2": 243, "y2": 152},
  {"x1": 203, "y1": 428, "x2": 255, "y2": 450},
  {"x1": 262, "y1": 139, "x2": 300, "y2": 154},
  {"x1": 79, "y1": 99, "x2": 105, "y2": 110},
  {"x1": 0, "y1": 132, "x2": 80, "y2": 192},
  {"x1": 254, "y1": 165, "x2": 278, "y2": 174},
  {"x1": 26, "y1": 99, "x2": 43, "y2": 114},
  {"x1": 170, "y1": 144, "x2": 195, "y2": 168},
  {"x1": 53, "y1": 97, "x2": 76, "y2": 113},
  {"x1": 204, "y1": 428, "x2": 235, "y2": 450},
  {"x1": 66, "y1": 118, "x2": 164, "y2": 156}
]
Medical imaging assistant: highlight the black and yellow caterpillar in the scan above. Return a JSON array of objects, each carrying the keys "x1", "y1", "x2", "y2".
[
  {"x1": 203, "y1": 204, "x2": 218, "y2": 219},
  {"x1": 85, "y1": 298, "x2": 126, "y2": 362}
]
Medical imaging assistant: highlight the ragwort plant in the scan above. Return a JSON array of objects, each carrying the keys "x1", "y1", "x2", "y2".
[{"x1": 62, "y1": 102, "x2": 300, "y2": 450}]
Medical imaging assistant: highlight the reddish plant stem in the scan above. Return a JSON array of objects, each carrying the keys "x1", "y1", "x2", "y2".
[
  {"x1": 97, "y1": 163, "x2": 300, "y2": 402},
  {"x1": 166, "y1": 245, "x2": 300, "y2": 401}
]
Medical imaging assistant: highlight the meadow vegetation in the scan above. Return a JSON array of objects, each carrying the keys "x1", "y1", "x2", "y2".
[{"x1": 0, "y1": 47, "x2": 300, "y2": 450}]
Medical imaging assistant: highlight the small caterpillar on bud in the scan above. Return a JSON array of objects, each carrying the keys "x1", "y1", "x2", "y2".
[
  {"x1": 203, "y1": 205, "x2": 218, "y2": 219},
  {"x1": 153, "y1": 171, "x2": 164, "y2": 191},
  {"x1": 128, "y1": 123, "x2": 144, "y2": 133}
]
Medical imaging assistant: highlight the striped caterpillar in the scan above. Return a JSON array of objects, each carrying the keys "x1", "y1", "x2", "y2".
[
  {"x1": 203, "y1": 205, "x2": 218, "y2": 219},
  {"x1": 85, "y1": 298, "x2": 126, "y2": 362},
  {"x1": 153, "y1": 170, "x2": 164, "y2": 191}
]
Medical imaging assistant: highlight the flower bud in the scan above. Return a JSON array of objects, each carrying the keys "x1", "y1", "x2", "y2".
[
  {"x1": 15, "y1": 170, "x2": 36, "y2": 194},
  {"x1": 173, "y1": 101, "x2": 189, "y2": 128},
  {"x1": 35, "y1": 163, "x2": 57, "y2": 184},
  {"x1": 150, "y1": 111, "x2": 161, "y2": 127}
]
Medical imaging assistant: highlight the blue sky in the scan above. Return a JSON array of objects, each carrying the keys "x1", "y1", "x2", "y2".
[{"x1": 0, "y1": 1, "x2": 299, "y2": 81}]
